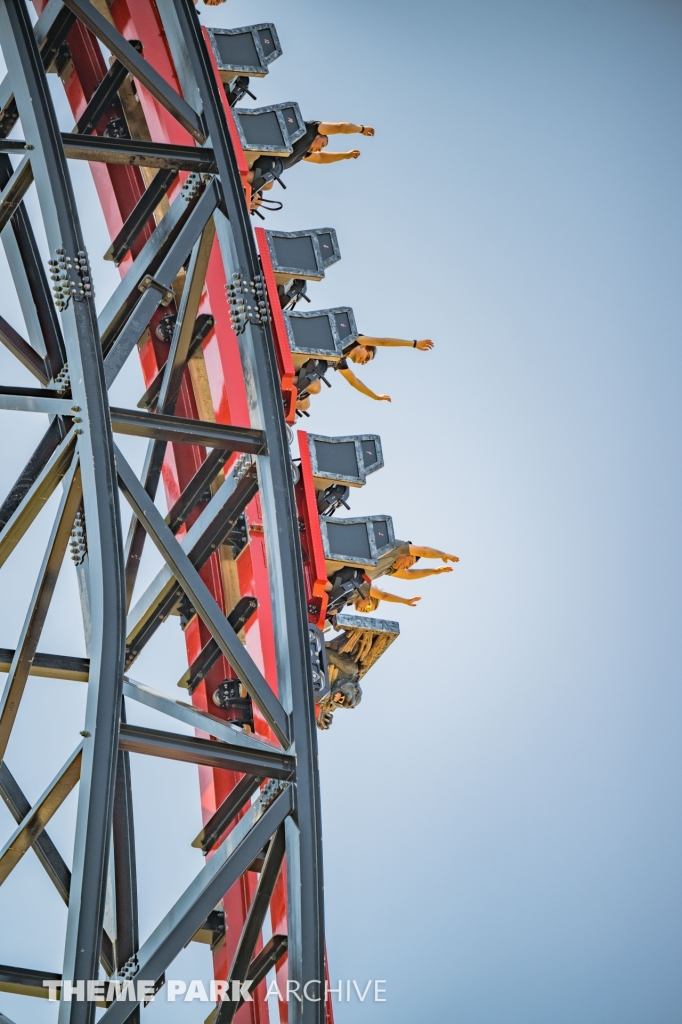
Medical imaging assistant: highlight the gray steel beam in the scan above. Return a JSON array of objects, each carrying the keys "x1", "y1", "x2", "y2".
[
  {"x1": 97, "y1": 185, "x2": 203, "y2": 353},
  {"x1": 0, "y1": 152, "x2": 66, "y2": 377},
  {"x1": 176, "y1": 596, "x2": 257, "y2": 693},
  {"x1": 96, "y1": 787, "x2": 293, "y2": 1024},
  {"x1": 125, "y1": 461, "x2": 258, "y2": 665},
  {"x1": 0, "y1": 462, "x2": 82, "y2": 759},
  {"x1": 216, "y1": 825, "x2": 286, "y2": 1024},
  {"x1": 62, "y1": 132, "x2": 215, "y2": 171},
  {"x1": 0, "y1": 761, "x2": 71, "y2": 904},
  {"x1": 0, "y1": 648, "x2": 88, "y2": 681},
  {"x1": 0, "y1": 9, "x2": 127, "y2": 1024},
  {"x1": 103, "y1": 182, "x2": 219, "y2": 387},
  {"x1": 123, "y1": 227, "x2": 216, "y2": 608},
  {"x1": 0, "y1": 759, "x2": 115, "y2": 978},
  {"x1": 163, "y1": 5, "x2": 325, "y2": 1016},
  {"x1": 209, "y1": 935, "x2": 289, "y2": 1024},
  {"x1": 73, "y1": 57, "x2": 131, "y2": 137},
  {"x1": 0, "y1": 421, "x2": 66, "y2": 531},
  {"x1": 0, "y1": 384, "x2": 58, "y2": 399},
  {"x1": 176, "y1": 636, "x2": 222, "y2": 693},
  {"x1": 247, "y1": 933, "x2": 289, "y2": 985},
  {"x1": 191, "y1": 774, "x2": 262, "y2": 854},
  {"x1": 0, "y1": 963, "x2": 61, "y2": 999},
  {"x1": 0, "y1": 388, "x2": 73, "y2": 415},
  {"x1": 164, "y1": 446, "x2": 230, "y2": 532},
  {"x1": 0, "y1": 743, "x2": 82, "y2": 887},
  {"x1": 0, "y1": 315, "x2": 49, "y2": 385},
  {"x1": 110, "y1": 407, "x2": 266, "y2": 453},
  {"x1": 0, "y1": 760, "x2": 115, "y2": 977},
  {"x1": 138, "y1": 313, "x2": 214, "y2": 411},
  {"x1": 116, "y1": 445, "x2": 289, "y2": 747},
  {"x1": 60, "y1": 0, "x2": 205, "y2": 143},
  {"x1": 155, "y1": 225, "x2": 216, "y2": 417},
  {"x1": 119, "y1": 722, "x2": 293, "y2": 779},
  {"x1": 122, "y1": 677, "x2": 282, "y2": 759},
  {"x1": 105, "y1": 168, "x2": 178, "y2": 266},
  {"x1": 112, "y1": 702, "x2": 138, "y2": 986},
  {"x1": 0, "y1": 155, "x2": 33, "y2": 235},
  {"x1": 0, "y1": 430, "x2": 75, "y2": 570},
  {"x1": 0, "y1": 0, "x2": 76, "y2": 139}
]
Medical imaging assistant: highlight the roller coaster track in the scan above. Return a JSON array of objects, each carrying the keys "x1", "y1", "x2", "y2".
[{"x1": 0, "y1": 1, "x2": 327, "y2": 1022}]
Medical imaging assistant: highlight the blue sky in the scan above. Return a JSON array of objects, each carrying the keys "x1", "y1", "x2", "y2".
[{"x1": 0, "y1": 0, "x2": 681, "y2": 1021}]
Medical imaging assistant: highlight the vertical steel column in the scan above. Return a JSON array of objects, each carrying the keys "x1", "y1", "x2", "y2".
[
  {"x1": 0, "y1": 6, "x2": 126, "y2": 1024},
  {"x1": 112, "y1": 705, "x2": 139, "y2": 1024}
]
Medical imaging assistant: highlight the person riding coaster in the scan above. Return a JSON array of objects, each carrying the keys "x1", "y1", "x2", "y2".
[
  {"x1": 295, "y1": 336, "x2": 434, "y2": 414},
  {"x1": 324, "y1": 544, "x2": 458, "y2": 622},
  {"x1": 248, "y1": 121, "x2": 375, "y2": 197}
]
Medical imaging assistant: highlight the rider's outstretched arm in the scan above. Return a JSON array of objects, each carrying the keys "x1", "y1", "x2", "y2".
[
  {"x1": 369, "y1": 586, "x2": 421, "y2": 608},
  {"x1": 318, "y1": 122, "x2": 375, "y2": 136},
  {"x1": 408, "y1": 546, "x2": 459, "y2": 561},
  {"x1": 338, "y1": 367, "x2": 391, "y2": 402},
  {"x1": 361, "y1": 336, "x2": 434, "y2": 351},
  {"x1": 391, "y1": 566, "x2": 454, "y2": 580},
  {"x1": 305, "y1": 151, "x2": 361, "y2": 164}
]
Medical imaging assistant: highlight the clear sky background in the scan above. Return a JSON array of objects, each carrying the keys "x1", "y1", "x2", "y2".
[{"x1": 0, "y1": 0, "x2": 681, "y2": 1022}]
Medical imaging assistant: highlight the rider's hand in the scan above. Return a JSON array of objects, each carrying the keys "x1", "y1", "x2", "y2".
[
  {"x1": 348, "y1": 149, "x2": 361, "y2": 159},
  {"x1": 416, "y1": 339, "x2": 434, "y2": 351},
  {"x1": 360, "y1": 126, "x2": 375, "y2": 136}
]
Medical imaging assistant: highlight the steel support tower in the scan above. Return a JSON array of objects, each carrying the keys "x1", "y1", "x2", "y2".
[{"x1": 0, "y1": 1, "x2": 329, "y2": 1021}]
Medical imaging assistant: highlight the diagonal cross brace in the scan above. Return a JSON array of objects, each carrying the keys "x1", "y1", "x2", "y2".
[
  {"x1": 73, "y1": 54, "x2": 135, "y2": 137},
  {"x1": 125, "y1": 460, "x2": 258, "y2": 665},
  {"x1": 0, "y1": 151, "x2": 65, "y2": 378},
  {"x1": 96, "y1": 787, "x2": 294, "y2": 1024},
  {"x1": 216, "y1": 825, "x2": 286, "y2": 1024},
  {"x1": 98, "y1": 184, "x2": 202, "y2": 352},
  {"x1": 0, "y1": 760, "x2": 71, "y2": 903},
  {"x1": 0, "y1": 462, "x2": 82, "y2": 760},
  {"x1": 191, "y1": 774, "x2": 262, "y2": 854},
  {"x1": 60, "y1": 0, "x2": 206, "y2": 143},
  {"x1": 123, "y1": 223, "x2": 216, "y2": 608},
  {"x1": 0, "y1": 760, "x2": 115, "y2": 977},
  {"x1": 0, "y1": 743, "x2": 83, "y2": 887},
  {"x1": 103, "y1": 182, "x2": 219, "y2": 388},
  {"x1": 105, "y1": 168, "x2": 178, "y2": 266},
  {"x1": 0, "y1": 430, "x2": 76, "y2": 570},
  {"x1": 0, "y1": 0, "x2": 76, "y2": 139},
  {"x1": 0, "y1": 315, "x2": 48, "y2": 384},
  {"x1": 115, "y1": 446, "x2": 290, "y2": 747},
  {"x1": 165, "y1": 447, "x2": 230, "y2": 533},
  {"x1": 0, "y1": 155, "x2": 33, "y2": 235}
]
